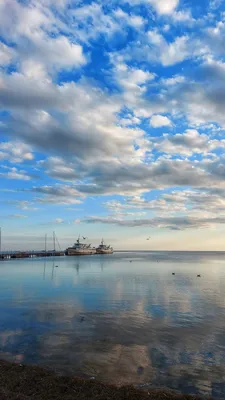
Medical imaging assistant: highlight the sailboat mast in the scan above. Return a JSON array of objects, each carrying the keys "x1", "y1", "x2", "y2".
[
  {"x1": 45, "y1": 234, "x2": 47, "y2": 253},
  {"x1": 53, "y1": 231, "x2": 55, "y2": 252}
]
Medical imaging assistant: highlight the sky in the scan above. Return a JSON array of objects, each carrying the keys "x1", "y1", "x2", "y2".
[{"x1": 1, "y1": 0, "x2": 225, "y2": 250}]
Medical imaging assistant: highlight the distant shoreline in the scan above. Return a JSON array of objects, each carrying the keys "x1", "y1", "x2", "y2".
[
  {"x1": 0, "y1": 359, "x2": 212, "y2": 400},
  {"x1": 116, "y1": 250, "x2": 225, "y2": 252}
]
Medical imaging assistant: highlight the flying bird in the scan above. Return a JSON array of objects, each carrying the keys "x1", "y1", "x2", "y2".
[
  {"x1": 146, "y1": 237, "x2": 151, "y2": 240},
  {"x1": 82, "y1": 236, "x2": 87, "y2": 240}
]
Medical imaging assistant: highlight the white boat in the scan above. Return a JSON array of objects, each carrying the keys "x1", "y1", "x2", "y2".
[
  {"x1": 66, "y1": 237, "x2": 96, "y2": 256},
  {"x1": 96, "y1": 239, "x2": 113, "y2": 254}
]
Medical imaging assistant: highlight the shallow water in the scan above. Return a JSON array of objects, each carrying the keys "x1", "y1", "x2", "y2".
[{"x1": 1, "y1": 252, "x2": 225, "y2": 399}]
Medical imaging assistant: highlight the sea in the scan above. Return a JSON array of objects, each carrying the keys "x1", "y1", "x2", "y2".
[{"x1": 1, "y1": 251, "x2": 225, "y2": 399}]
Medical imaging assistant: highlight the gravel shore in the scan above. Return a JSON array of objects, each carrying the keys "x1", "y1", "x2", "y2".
[{"x1": 0, "y1": 360, "x2": 213, "y2": 400}]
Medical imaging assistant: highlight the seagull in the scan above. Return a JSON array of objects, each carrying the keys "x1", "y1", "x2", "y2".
[
  {"x1": 146, "y1": 237, "x2": 151, "y2": 240},
  {"x1": 82, "y1": 236, "x2": 87, "y2": 240}
]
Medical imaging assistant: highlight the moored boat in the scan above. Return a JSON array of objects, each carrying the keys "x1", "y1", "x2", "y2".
[
  {"x1": 66, "y1": 237, "x2": 96, "y2": 256},
  {"x1": 96, "y1": 239, "x2": 113, "y2": 254}
]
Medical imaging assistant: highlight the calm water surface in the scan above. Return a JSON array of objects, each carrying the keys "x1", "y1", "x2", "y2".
[{"x1": 1, "y1": 252, "x2": 225, "y2": 398}]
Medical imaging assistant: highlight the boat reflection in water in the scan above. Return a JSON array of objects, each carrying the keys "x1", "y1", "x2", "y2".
[
  {"x1": 66, "y1": 237, "x2": 96, "y2": 256},
  {"x1": 96, "y1": 239, "x2": 113, "y2": 254}
]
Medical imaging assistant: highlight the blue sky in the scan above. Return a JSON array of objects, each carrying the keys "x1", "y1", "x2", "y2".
[{"x1": 1, "y1": 0, "x2": 225, "y2": 250}]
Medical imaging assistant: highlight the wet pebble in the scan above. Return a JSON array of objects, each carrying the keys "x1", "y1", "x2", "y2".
[{"x1": 137, "y1": 366, "x2": 144, "y2": 375}]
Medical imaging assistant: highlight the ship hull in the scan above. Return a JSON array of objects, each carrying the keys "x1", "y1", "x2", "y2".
[
  {"x1": 66, "y1": 248, "x2": 96, "y2": 256},
  {"x1": 96, "y1": 249, "x2": 113, "y2": 254}
]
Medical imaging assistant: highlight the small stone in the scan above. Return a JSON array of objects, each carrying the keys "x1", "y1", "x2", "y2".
[{"x1": 137, "y1": 366, "x2": 144, "y2": 375}]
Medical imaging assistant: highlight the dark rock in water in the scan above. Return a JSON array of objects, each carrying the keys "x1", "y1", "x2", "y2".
[
  {"x1": 172, "y1": 273, "x2": 175, "y2": 275},
  {"x1": 137, "y1": 366, "x2": 144, "y2": 375},
  {"x1": 80, "y1": 316, "x2": 85, "y2": 322}
]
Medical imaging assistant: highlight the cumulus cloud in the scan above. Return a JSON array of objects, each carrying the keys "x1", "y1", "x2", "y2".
[
  {"x1": 172, "y1": 9, "x2": 194, "y2": 23},
  {"x1": 149, "y1": 0, "x2": 179, "y2": 15},
  {"x1": 113, "y1": 9, "x2": 146, "y2": 28},
  {"x1": 124, "y1": 0, "x2": 179, "y2": 15},
  {"x1": 1, "y1": 0, "x2": 225, "y2": 238},
  {"x1": 85, "y1": 215, "x2": 225, "y2": 230},
  {"x1": 39, "y1": 157, "x2": 80, "y2": 181},
  {"x1": 29, "y1": 185, "x2": 84, "y2": 205},
  {"x1": 0, "y1": 75, "x2": 145, "y2": 167},
  {"x1": 0, "y1": 141, "x2": 34, "y2": 163},
  {"x1": 0, "y1": 42, "x2": 15, "y2": 66},
  {"x1": 22, "y1": 155, "x2": 225, "y2": 200},
  {"x1": 150, "y1": 115, "x2": 172, "y2": 128},
  {"x1": 153, "y1": 129, "x2": 225, "y2": 156},
  {"x1": 105, "y1": 189, "x2": 225, "y2": 218},
  {"x1": 0, "y1": 167, "x2": 32, "y2": 180},
  {"x1": 148, "y1": 31, "x2": 191, "y2": 66},
  {"x1": 116, "y1": 64, "x2": 155, "y2": 90},
  {"x1": 160, "y1": 58, "x2": 225, "y2": 127},
  {"x1": 0, "y1": 0, "x2": 86, "y2": 77}
]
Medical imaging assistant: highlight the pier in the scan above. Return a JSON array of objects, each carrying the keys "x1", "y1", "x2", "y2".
[
  {"x1": 0, "y1": 250, "x2": 65, "y2": 260},
  {"x1": 0, "y1": 230, "x2": 64, "y2": 260}
]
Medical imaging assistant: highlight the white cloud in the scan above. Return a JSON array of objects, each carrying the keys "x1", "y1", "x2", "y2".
[
  {"x1": 124, "y1": 0, "x2": 179, "y2": 15},
  {"x1": 0, "y1": 42, "x2": 15, "y2": 66},
  {"x1": 153, "y1": 129, "x2": 224, "y2": 156},
  {"x1": 9, "y1": 214, "x2": 28, "y2": 219},
  {"x1": 113, "y1": 63, "x2": 155, "y2": 106},
  {"x1": 15, "y1": 201, "x2": 39, "y2": 211},
  {"x1": 113, "y1": 9, "x2": 146, "y2": 28},
  {"x1": 85, "y1": 214, "x2": 225, "y2": 230},
  {"x1": 1, "y1": 0, "x2": 225, "y2": 240},
  {"x1": 149, "y1": 0, "x2": 179, "y2": 15},
  {"x1": 148, "y1": 31, "x2": 190, "y2": 66},
  {"x1": 0, "y1": 141, "x2": 34, "y2": 163},
  {"x1": 161, "y1": 75, "x2": 185, "y2": 86},
  {"x1": 0, "y1": 72, "x2": 146, "y2": 168},
  {"x1": 119, "y1": 116, "x2": 141, "y2": 126},
  {"x1": 39, "y1": 157, "x2": 80, "y2": 181},
  {"x1": 172, "y1": 10, "x2": 194, "y2": 23},
  {"x1": 55, "y1": 218, "x2": 64, "y2": 224},
  {"x1": 29, "y1": 185, "x2": 84, "y2": 205},
  {"x1": 0, "y1": 167, "x2": 31, "y2": 180},
  {"x1": 116, "y1": 63, "x2": 155, "y2": 91},
  {"x1": 71, "y1": 3, "x2": 121, "y2": 43},
  {"x1": 105, "y1": 188, "x2": 225, "y2": 219},
  {"x1": 150, "y1": 115, "x2": 172, "y2": 128},
  {"x1": 0, "y1": 0, "x2": 86, "y2": 77},
  {"x1": 25, "y1": 34, "x2": 86, "y2": 71}
]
